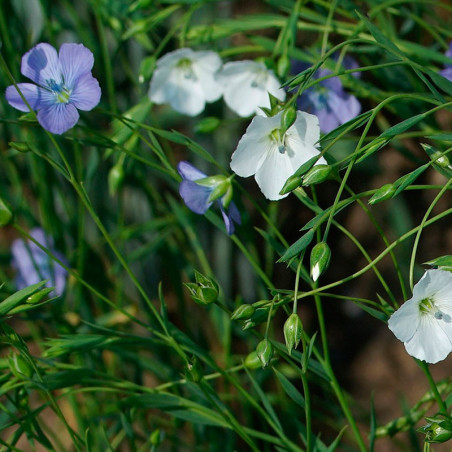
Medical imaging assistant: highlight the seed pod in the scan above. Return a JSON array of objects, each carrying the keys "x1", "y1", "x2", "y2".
[
  {"x1": 279, "y1": 174, "x2": 302, "y2": 196},
  {"x1": 9, "y1": 141, "x2": 30, "y2": 153},
  {"x1": 244, "y1": 351, "x2": 262, "y2": 369},
  {"x1": 184, "y1": 270, "x2": 219, "y2": 306},
  {"x1": 280, "y1": 106, "x2": 297, "y2": 135},
  {"x1": 108, "y1": 164, "x2": 124, "y2": 196}
]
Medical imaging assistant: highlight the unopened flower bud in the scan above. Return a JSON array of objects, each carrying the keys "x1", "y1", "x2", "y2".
[
  {"x1": 8, "y1": 352, "x2": 34, "y2": 379},
  {"x1": 26, "y1": 287, "x2": 54, "y2": 304},
  {"x1": 280, "y1": 106, "x2": 297, "y2": 135},
  {"x1": 0, "y1": 198, "x2": 13, "y2": 226},
  {"x1": 185, "y1": 357, "x2": 203, "y2": 382},
  {"x1": 256, "y1": 339, "x2": 273, "y2": 368},
  {"x1": 310, "y1": 242, "x2": 331, "y2": 282},
  {"x1": 108, "y1": 164, "x2": 124, "y2": 196},
  {"x1": 283, "y1": 313, "x2": 303, "y2": 355},
  {"x1": 419, "y1": 415, "x2": 452, "y2": 443},
  {"x1": 194, "y1": 117, "x2": 220, "y2": 134},
  {"x1": 368, "y1": 183, "x2": 396, "y2": 205},
  {"x1": 221, "y1": 184, "x2": 233, "y2": 209},
  {"x1": 302, "y1": 164, "x2": 332, "y2": 186},
  {"x1": 279, "y1": 174, "x2": 302, "y2": 195},
  {"x1": 430, "y1": 151, "x2": 450, "y2": 168},
  {"x1": 244, "y1": 351, "x2": 262, "y2": 369},
  {"x1": 184, "y1": 270, "x2": 219, "y2": 305},
  {"x1": 277, "y1": 55, "x2": 290, "y2": 78},
  {"x1": 231, "y1": 304, "x2": 255, "y2": 320}
]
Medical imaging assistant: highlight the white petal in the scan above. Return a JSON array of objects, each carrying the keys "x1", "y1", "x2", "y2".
[
  {"x1": 264, "y1": 72, "x2": 286, "y2": 102},
  {"x1": 388, "y1": 298, "x2": 420, "y2": 342},
  {"x1": 289, "y1": 111, "x2": 320, "y2": 147},
  {"x1": 285, "y1": 133, "x2": 326, "y2": 172},
  {"x1": 255, "y1": 145, "x2": 294, "y2": 200},
  {"x1": 230, "y1": 114, "x2": 281, "y2": 177},
  {"x1": 404, "y1": 316, "x2": 452, "y2": 363}
]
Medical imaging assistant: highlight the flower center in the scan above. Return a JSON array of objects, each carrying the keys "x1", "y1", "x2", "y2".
[
  {"x1": 177, "y1": 58, "x2": 197, "y2": 81},
  {"x1": 270, "y1": 128, "x2": 287, "y2": 154},
  {"x1": 419, "y1": 296, "x2": 451, "y2": 322},
  {"x1": 47, "y1": 78, "x2": 72, "y2": 104}
]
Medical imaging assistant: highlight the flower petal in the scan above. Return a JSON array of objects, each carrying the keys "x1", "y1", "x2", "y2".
[
  {"x1": 388, "y1": 298, "x2": 420, "y2": 343},
  {"x1": 192, "y1": 51, "x2": 223, "y2": 102},
  {"x1": 289, "y1": 111, "x2": 321, "y2": 147},
  {"x1": 21, "y1": 43, "x2": 61, "y2": 86},
  {"x1": 219, "y1": 201, "x2": 241, "y2": 235},
  {"x1": 179, "y1": 180, "x2": 213, "y2": 214},
  {"x1": 37, "y1": 103, "x2": 79, "y2": 134},
  {"x1": 177, "y1": 161, "x2": 207, "y2": 181},
  {"x1": 404, "y1": 316, "x2": 452, "y2": 364},
  {"x1": 440, "y1": 67, "x2": 452, "y2": 82},
  {"x1": 255, "y1": 146, "x2": 295, "y2": 200},
  {"x1": 59, "y1": 43, "x2": 94, "y2": 88},
  {"x1": 230, "y1": 114, "x2": 280, "y2": 177},
  {"x1": 326, "y1": 90, "x2": 361, "y2": 126},
  {"x1": 5, "y1": 83, "x2": 45, "y2": 112},
  {"x1": 70, "y1": 73, "x2": 101, "y2": 111}
]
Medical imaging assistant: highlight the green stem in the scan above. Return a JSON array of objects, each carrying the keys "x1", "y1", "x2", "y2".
[{"x1": 419, "y1": 361, "x2": 448, "y2": 415}]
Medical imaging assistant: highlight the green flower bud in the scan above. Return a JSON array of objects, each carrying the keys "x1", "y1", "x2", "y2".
[
  {"x1": 194, "y1": 117, "x2": 221, "y2": 134},
  {"x1": 185, "y1": 357, "x2": 203, "y2": 382},
  {"x1": 207, "y1": 180, "x2": 230, "y2": 204},
  {"x1": 368, "y1": 183, "x2": 396, "y2": 205},
  {"x1": 108, "y1": 163, "x2": 124, "y2": 196},
  {"x1": 242, "y1": 307, "x2": 271, "y2": 330},
  {"x1": 149, "y1": 429, "x2": 162, "y2": 446},
  {"x1": 244, "y1": 351, "x2": 262, "y2": 369},
  {"x1": 8, "y1": 353, "x2": 34, "y2": 379},
  {"x1": 231, "y1": 304, "x2": 255, "y2": 320},
  {"x1": 0, "y1": 198, "x2": 13, "y2": 227},
  {"x1": 26, "y1": 287, "x2": 54, "y2": 304},
  {"x1": 9, "y1": 141, "x2": 30, "y2": 153},
  {"x1": 256, "y1": 339, "x2": 273, "y2": 368},
  {"x1": 277, "y1": 55, "x2": 290, "y2": 78},
  {"x1": 280, "y1": 106, "x2": 297, "y2": 135},
  {"x1": 279, "y1": 174, "x2": 302, "y2": 196},
  {"x1": 419, "y1": 415, "x2": 452, "y2": 443},
  {"x1": 221, "y1": 184, "x2": 233, "y2": 210},
  {"x1": 283, "y1": 313, "x2": 303, "y2": 355},
  {"x1": 430, "y1": 150, "x2": 450, "y2": 168},
  {"x1": 302, "y1": 164, "x2": 332, "y2": 186},
  {"x1": 310, "y1": 242, "x2": 331, "y2": 282},
  {"x1": 184, "y1": 270, "x2": 219, "y2": 305}
]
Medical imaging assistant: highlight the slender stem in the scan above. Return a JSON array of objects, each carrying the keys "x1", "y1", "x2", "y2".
[{"x1": 419, "y1": 361, "x2": 448, "y2": 415}]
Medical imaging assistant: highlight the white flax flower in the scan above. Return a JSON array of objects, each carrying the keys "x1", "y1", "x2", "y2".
[
  {"x1": 388, "y1": 269, "x2": 452, "y2": 364},
  {"x1": 230, "y1": 110, "x2": 325, "y2": 200},
  {"x1": 148, "y1": 48, "x2": 223, "y2": 116},
  {"x1": 216, "y1": 61, "x2": 286, "y2": 117}
]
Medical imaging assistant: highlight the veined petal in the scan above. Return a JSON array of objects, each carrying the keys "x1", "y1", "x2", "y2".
[
  {"x1": 440, "y1": 67, "x2": 452, "y2": 82},
  {"x1": 316, "y1": 105, "x2": 340, "y2": 133},
  {"x1": 179, "y1": 180, "x2": 213, "y2": 214},
  {"x1": 21, "y1": 43, "x2": 61, "y2": 87},
  {"x1": 285, "y1": 133, "x2": 326, "y2": 172},
  {"x1": 177, "y1": 161, "x2": 207, "y2": 181},
  {"x1": 37, "y1": 103, "x2": 79, "y2": 134},
  {"x1": 255, "y1": 146, "x2": 294, "y2": 200},
  {"x1": 326, "y1": 90, "x2": 361, "y2": 126},
  {"x1": 70, "y1": 73, "x2": 101, "y2": 111},
  {"x1": 155, "y1": 48, "x2": 194, "y2": 69},
  {"x1": 192, "y1": 50, "x2": 223, "y2": 102},
  {"x1": 404, "y1": 316, "x2": 452, "y2": 363},
  {"x1": 388, "y1": 298, "x2": 420, "y2": 342},
  {"x1": 288, "y1": 111, "x2": 321, "y2": 148},
  {"x1": 5, "y1": 83, "x2": 44, "y2": 112},
  {"x1": 230, "y1": 114, "x2": 282, "y2": 177},
  {"x1": 412, "y1": 270, "x2": 436, "y2": 301},
  {"x1": 59, "y1": 43, "x2": 94, "y2": 88},
  {"x1": 220, "y1": 201, "x2": 241, "y2": 235}
]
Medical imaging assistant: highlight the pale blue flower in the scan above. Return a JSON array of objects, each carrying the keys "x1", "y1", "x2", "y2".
[
  {"x1": 5, "y1": 42, "x2": 101, "y2": 134},
  {"x1": 440, "y1": 42, "x2": 452, "y2": 81}
]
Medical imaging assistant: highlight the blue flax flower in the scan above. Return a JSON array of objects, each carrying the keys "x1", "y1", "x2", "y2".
[
  {"x1": 178, "y1": 161, "x2": 241, "y2": 235},
  {"x1": 440, "y1": 42, "x2": 452, "y2": 81},
  {"x1": 11, "y1": 228, "x2": 68, "y2": 297},
  {"x1": 294, "y1": 56, "x2": 361, "y2": 133},
  {"x1": 5, "y1": 42, "x2": 101, "y2": 134}
]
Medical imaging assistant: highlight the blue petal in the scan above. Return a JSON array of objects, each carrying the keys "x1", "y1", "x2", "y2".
[
  {"x1": 21, "y1": 43, "x2": 61, "y2": 87},
  {"x1": 5, "y1": 83, "x2": 46, "y2": 112},
  {"x1": 179, "y1": 180, "x2": 213, "y2": 214},
  {"x1": 59, "y1": 43, "x2": 95, "y2": 88},
  {"x1": 70, "y1": 73, "x2": 101, "y2": 111},
  {"x1": 177, "y1": 161, "x2": 207, "y2": 181},
  {"x1": 440, "y1": 67, "x2": 452, "y2": 82},
  {"x1": 37, "y1": 102, "x2": 79, "y2": 134},
  {"x1": 219, "y1": 202, "x2": 241, "y2": 235}
]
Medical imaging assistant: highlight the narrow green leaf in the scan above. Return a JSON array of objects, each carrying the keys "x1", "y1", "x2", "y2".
[
  {"x1": 0, "y1": 281, "x2": 47, "y2": 317},
  {"x1": 393, "y1": 163, "x2": 429, "y2": 196},
  {"x1": 273, "y1": 367, "x2": 305, "y2": 408},
  {"x1": 278, "y1": 229, "x2": 315, "y2": 263},
  {"x1": 380, "y1": 114, "x2": 426, "y2": 138}
]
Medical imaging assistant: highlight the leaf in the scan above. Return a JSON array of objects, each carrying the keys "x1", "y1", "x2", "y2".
[
  {"x1": 393, "y1": 163, "x2": 429, "y2": 196},
  {"x1": 278, "y1": 229, "x2": 315, "y2": 263},
  {"x1": 273, "y1": 367, "x2": 305, "y2": 408},
  {"x1": 320, "y1": 110, "x2": 373, "y2": 143},
  {"x1": 424, "y1": 255, "x2": 452, "y2": 271},
  {"x1": 424, "y1": 68, "x2": 452, "y2": 96},
  {"x1": 380, "y1": 114, "x2": 426, "y2": 138},
  {"x1": 0, "y1": 281, "x2": 47, "y2": 317}
]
